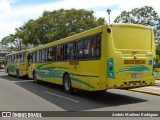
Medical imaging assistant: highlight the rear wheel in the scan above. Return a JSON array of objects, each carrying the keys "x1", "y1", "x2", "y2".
[
  {"x1": 63, "y1": 74, "x2": 72, "y2": 93},
  {"x1": 16, "y1": 69, "x2": 20, "y2": 79},
  {"x1": 7, "y1": 68, "x2": 10, "y2": 76},
  {"x1": 33, "y1": 72, "x2": 38, "y2": 83}
]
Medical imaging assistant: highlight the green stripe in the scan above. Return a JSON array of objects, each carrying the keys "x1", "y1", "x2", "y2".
[
  {"x1": 71, "y1": 77, "x2": 95, "y2": 89},
  {"x1": 117, "y1": 65, "x2": 150, "y2": 73},
  {"x1": 8, "y1": 65, "x2": 17, "y2": 72},
  {"x1": 35, "y1": 64, "x2": 95, "y2": 89}
]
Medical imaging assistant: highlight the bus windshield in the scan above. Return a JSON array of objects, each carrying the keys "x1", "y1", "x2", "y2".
[{"x1": 112, "y1": 26, "x2": 152, "y2": 50}]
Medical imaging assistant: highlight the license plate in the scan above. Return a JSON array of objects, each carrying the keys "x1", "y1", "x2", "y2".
[{"x1": 132, "y1": 73, "x2": 140, "y2": 78}]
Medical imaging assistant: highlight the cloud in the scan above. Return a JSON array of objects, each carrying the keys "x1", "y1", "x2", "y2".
[{"x1": 0, "y1": 1, "x2": 11, "y2": 14}]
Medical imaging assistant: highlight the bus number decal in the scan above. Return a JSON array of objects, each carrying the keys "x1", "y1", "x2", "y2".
[{"x1": 124, "y1": 60, "x2": 145, "y2": 64}]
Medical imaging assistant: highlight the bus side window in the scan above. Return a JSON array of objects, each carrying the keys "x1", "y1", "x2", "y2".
[
  {"x1": 60, "y1": 45, "x2": 64, "y2": 60},
  {"x1": 91, "y1": 35, "x2": 101, "y2": 59},
  {"x1": 24, "y1": 53, "x2": 26, "y2": 62},
  {"x1": 12, "y1": 55, "x2": 14, "y2": 62},
  {"x1": 6, "y1": 56, "x2": 8, "y2": 63},
  {"x1": 33, "y1": 52, "x2": 35, "y2": 63},
  {"x1": 77, "y1": 40, "x2": 84, "y2": 59},
  {"x1": 20, "y1": 53, "x2": 23, "y2": 62},
  {"x1": 91, "y1": 37, "x2": 96, "y2": 58},
  {"x1": 66, "y1": 42, "x2": 74, "y2": 60},
  {"x1": 56, "y1": 45, "x2": 64, "y2": 61},
  {"x1": 84, "y1": 39, "x2": 90, "y2": 59},
  {"x1": 52, "y1": 47, "x2": 56, "y2": 61},
  {"x1": 18, "y1": 54, "x2": 20, "y2": 63},
  {"x1": 96, "y1": 35, "x2": 101, "y2": 58},
  {"x1": 28, "y1": 53, "x2": 32, "y2": 66},
  {"x1": 8, "y1": 56, "x2": 10, "y2": 63},
  {"x1": 36, "y1": 51, "x2": 40, "y2": 62},
  {"x1": 47, "y1": 48, "x2": 53, "y2": 61},
  {"x1": 28, "y1": 53, "x2": 32, "y2": 62},
  {"x1": 11, "y1": 55, "x2": 13, "y2": 62},
  {"x1": 18, "y1": 53, "x2": 23, "y2": 62},
  {"x1": 14, "y1": 54, "x2": 16, "y2": 63},
  {"x1": 39, "y1": 50, "x2": 42, "y2": 62},
  {"x1": 42, "y1": 49, "x2": 46, "y2": 62}
]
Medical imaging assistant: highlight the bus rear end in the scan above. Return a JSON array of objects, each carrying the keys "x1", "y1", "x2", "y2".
[{"x1": 107, "y1": 24, "x2": 156, "y2": 89}]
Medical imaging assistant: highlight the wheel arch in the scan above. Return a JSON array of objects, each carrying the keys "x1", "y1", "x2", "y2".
[
  {"x1": 63, "y1": 72, "x2": 70, "y2": 83},
  {"x1": 32, "y1": 70, "x2": 36, "y2": 78}
]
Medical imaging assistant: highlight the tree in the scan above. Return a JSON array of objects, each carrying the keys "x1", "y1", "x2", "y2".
[
  {"x1": 114, "y1": 6, "x2": 160, "y2": 43},
  {"x1": 0, "y1": 34, "x2": 16, "y2": 52},
  {"x1": 114, "y1": 6, "x2": 159, "y2": 26},
  {"x1": 0, "y1": 34, "x2": 15, "y2": 47},
  {"x1": 16, "y1": 9, "x2": 105, "y2": 45}
]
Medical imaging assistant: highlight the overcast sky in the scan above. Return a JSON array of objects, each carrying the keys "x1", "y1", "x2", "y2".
[{"x1": 0, "y1": 0, "x2": 160, "y2": 41}]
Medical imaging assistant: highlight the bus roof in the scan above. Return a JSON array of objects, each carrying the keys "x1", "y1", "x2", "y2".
[
  {"x1": 15, "y1": 23, "x2": 152, "y2": 53},
  {"x1": 6, "y1": 49, "x2": 28, "y2": 56},
  {"x1": 111, "y1": 23, "x2": 152, "y2": 29},
  {"x1": 29, "y1": 25, "x2": 103, "y2": 52}
]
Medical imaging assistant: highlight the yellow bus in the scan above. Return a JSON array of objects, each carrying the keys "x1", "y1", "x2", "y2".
[
  {"x1": 5, "y1": 50, "x2": 28, "y2": 78},
  {"x1": 27, "y1": 23, "x2": 156, "y2": 93}
]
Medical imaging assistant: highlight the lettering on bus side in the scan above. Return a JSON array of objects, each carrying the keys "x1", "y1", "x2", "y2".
[
  {"x1": 124, "y1": 60, "x2": 145, "y2": 64},
  {"x1": 124, "y1": 60, "x2": 134, "y2": 64},
  {"x1": 69, "y1": 61, "x2": 79, "y2": 65},
  {"x1": 135, "y1": 60, "x2": 145, "y2": 64}
]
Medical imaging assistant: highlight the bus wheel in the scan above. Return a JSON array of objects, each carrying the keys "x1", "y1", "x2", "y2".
[
  {"x1": 16, "y1": 69, "x2": 20, "y2": 79},
  {"x1": 63, "y1": 74, "x2": 72, "y2": 93},
  {"x1": 7, "y1": 69, "x2": 10, "y2": 76},
  {"x1": 33, "y1": 72, "x2": 38, "y2": 83}
]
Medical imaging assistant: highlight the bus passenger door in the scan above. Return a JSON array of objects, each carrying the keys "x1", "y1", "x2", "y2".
[
  {"x1": 68, "y1": 60, "x2": 80, "y2": 88},
  {"x1": 66, "y1": 42, "x2": 80, "y2": 88}
]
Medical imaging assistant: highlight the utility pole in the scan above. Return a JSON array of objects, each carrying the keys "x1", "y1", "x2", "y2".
[{"x1": 107, "y1": 9, "x2": 111, "y2": 24}]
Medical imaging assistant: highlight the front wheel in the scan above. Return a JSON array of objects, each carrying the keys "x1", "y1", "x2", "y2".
[
  {"x1": 33, "y1": 72, "x2": 38, "y2": 83},
  {"x1": 7, "y1": 69, "x2": 10, "y2": 76},
  {"x1": 63, "y1": 74, "x2": 72, "y2": 93},
  {"x1": 16, "y1": 69, "x2": 20, "y2": 79}
]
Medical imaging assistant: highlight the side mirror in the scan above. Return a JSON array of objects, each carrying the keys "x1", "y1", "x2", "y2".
[
  {"x1": 27, "y1": 54, "x2": 32, "y2": 60},
  {"x1": 2, "y1": 60, "x2": 6, "y2": 66}
]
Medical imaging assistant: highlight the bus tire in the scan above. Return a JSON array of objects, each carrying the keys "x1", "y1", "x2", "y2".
[
  {"x1": 33, "y1": 72, "x2": 38, "y2": 83},
  {"x1": 16, "y1": 69, "x2": 20, "y2": 79},
  {"x1": 7, "y1": 68, "x2": 10, "y2": 76},
  {"x1": 63, "y1": 74, "x2": 72, "y2": 93}
]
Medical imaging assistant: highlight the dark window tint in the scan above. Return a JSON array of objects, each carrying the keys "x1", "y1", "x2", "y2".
[
  {"x1": 56, "y1": 45, "x2": 64, "y2": 61},
  {"x1": 66, "y1": 42, "x2": 75, "y2": 60},
  {"x1": 47, "y1": 47, "x2": 53, "y2": 61},
  {"x1": 39, "y1": 50, "x2": 42, "y2": 62},
  {"x1": 91, "y1": 35, "x2": 101, "y2": 59},
  {"x1": 77, "y1": 40, "x2": 84, "y2": 59},
  {"x1": 84, "y1": 39, "x2": 90, "y2": 59},
  {"x1": 42, "y1": 49, "x2": 47, "y2": 62},
  {"x1": 36, "y1": 51, "x2": 40, "y2": 62},
  {"x1": 32, "y1": 52, "x2": 36, "y2": 63},
  {"x1": 20, "y1": 52, "x2": 26, "y2": 62},
  {"x1": 77, "y1": 38, "x2": 90, "y2": 59}
]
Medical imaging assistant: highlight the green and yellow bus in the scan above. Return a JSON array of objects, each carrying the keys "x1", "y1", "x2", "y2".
[
  {"x1": 5, "y1": 50, "x2": 29, "y2": 78},
  {"x1": 27, "y1": 23, "x2": 156, "y2": 93}
]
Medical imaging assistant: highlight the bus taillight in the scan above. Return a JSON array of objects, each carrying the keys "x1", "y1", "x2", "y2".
[
  {"x1": 107, "y1": 58, "x2": 115, "y2": 78},
  {"x1": 152, "y1": 58, "x2": 156, "y2": 76}
]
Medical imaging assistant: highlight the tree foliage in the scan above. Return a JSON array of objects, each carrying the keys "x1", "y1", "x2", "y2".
[
  {"x1": 114, "y1": 6, "x2": 159, "y2": 26},
  {"x1": 15, "y1": 9, "x2": 105, "y2": 46},
  {"x1": 0, "y1": 33, "x2": 22, "y2": 51}
]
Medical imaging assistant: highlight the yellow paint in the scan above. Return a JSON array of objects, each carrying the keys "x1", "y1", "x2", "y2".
[{"x1": 6, "y1": 24, "x2": 156, "y2": 91}]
